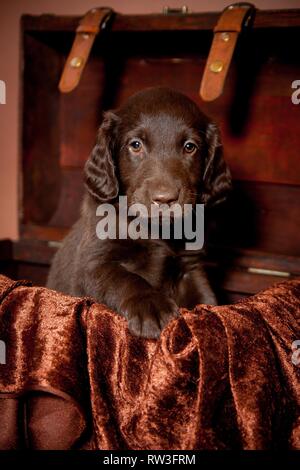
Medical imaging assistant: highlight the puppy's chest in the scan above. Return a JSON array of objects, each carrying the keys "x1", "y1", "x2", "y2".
[{"x1": 121, "y1": 244, "x2": 181, "y2": 289}]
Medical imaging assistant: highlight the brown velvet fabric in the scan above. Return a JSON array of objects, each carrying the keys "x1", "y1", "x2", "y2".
[{"x1": 0, "y1": 274, "x2": 299, "y2": 450}]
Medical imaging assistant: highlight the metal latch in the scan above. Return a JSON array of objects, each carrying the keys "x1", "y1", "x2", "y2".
[{"x1": 163, "y1": 6, "x2": 189, "y2": 14}]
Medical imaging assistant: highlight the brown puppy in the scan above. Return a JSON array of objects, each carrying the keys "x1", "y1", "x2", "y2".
[{"x1": 47, "y1": 87, "x2": 231, "y2": 338}]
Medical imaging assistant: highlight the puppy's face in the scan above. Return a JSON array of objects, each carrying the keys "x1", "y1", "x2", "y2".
[
  {"x1": 84, "y1": 87, "x2": 232, "y2": 210},
  {"x1": 117, "y1": 111, "x2": 203, "y2": 210}
]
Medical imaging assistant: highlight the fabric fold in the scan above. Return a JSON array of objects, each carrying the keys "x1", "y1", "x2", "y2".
[{"x1": 0, "y1": 275, "x2": 299, "y2": 449}]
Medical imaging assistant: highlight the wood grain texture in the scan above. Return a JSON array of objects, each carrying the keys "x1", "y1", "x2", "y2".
[{"x1": 21, "y1": 10, "x2": 300, "y2": 32}]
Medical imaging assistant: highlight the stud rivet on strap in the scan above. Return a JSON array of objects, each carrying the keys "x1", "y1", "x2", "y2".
[
  {"x1": 70, "y1": 57, "x2": 84, "y2": 68},
  {"x1": 82, "y1": 33, "x2": 90, "y2": 40},
  {"x1": 209, "y1": 61, "x2": 224, "y2": 73},
  {"x1": 221, "y1": 32, "x2": 230, "y2": 42}
]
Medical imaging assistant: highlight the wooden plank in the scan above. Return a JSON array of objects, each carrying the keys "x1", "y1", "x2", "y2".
[
  {"x1": 12, "y1": 239, "x2": 57, "y2": 265},
  {"x1": 209, "y1": 181, "x2": 300, "y2": 257},
  {"x1": 21, "y1": 10, "x2": 300, "y2": 33},
  {"x1": 219, "y1": 268, "x2": 296, "y2": 295},
  {"x1": 15, "y1": 263, "x2": 49, "y2": 287},
  {"x1": 20, "y1": 224, "x2": 69, "y2": 242},
  {"x1": 0, "y1": 240, "x2": 16, "y2": 281},
  {"x1": 0, "y1": 240, "x2": 13, "y2": 261},
  {"x1": 207, "y1": 246, "x2": 300, "y2": 276},
  {"x1": 21, "y1": 33, "x2": 62, "y2": 227}
]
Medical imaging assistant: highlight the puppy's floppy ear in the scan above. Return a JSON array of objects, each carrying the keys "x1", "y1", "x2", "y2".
[
  {"x1": 84, "y1": 111, "x2": 119, "y2": 203},
  {"x1": 201, "y1": 122, "x2": 232, "y2": 206}
]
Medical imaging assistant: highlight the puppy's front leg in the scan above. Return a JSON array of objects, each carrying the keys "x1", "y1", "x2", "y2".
[
  {"x1": 85, "y1": 263, "x2": 179, "y2": 339},
  {"x1": 176, "y1": 264, "x2": 217, "y2": 308}
]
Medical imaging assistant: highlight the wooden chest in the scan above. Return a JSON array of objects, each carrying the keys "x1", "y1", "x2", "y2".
[{"x1": 1, "y1": 7, "x2": 300, "y2": 303}]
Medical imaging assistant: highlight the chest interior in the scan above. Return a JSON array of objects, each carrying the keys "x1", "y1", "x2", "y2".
[{"x1": 1, "y1": 8, "x2": 300, "y2": 303}]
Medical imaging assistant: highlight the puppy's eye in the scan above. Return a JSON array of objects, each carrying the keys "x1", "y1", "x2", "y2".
[
  {"x1": 129, "y1": 140, "x2": 143, "y2": 153},
  {"x1": 183, "y1": 141, "x2": 198, "y2": 154}
]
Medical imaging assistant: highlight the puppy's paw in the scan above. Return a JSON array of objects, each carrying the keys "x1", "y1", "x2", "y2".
[{"x1": 120, "y1": 293, "x2": 179, "y2": 339}]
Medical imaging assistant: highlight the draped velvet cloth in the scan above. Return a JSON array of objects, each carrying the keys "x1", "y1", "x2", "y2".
[{"x1": 0, "y1": 274, "x2": 299, "y2": 450}]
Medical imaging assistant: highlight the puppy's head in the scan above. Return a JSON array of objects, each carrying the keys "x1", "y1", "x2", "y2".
[{"x1": 85, "y1": 87, "x2": 231, "y2": 210}]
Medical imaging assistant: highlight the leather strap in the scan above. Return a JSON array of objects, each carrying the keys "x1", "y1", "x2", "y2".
[
  {"x1": 200, "y1": 3, "x2": 255, "y2": 102},
  {"x1": 59, "y1": 8, "x2": 113, "y2": 93}
]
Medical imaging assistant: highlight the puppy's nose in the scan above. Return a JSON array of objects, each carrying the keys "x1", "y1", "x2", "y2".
[{"x1": 152, "y1": 188, "x2": 179, "y2": 205}]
